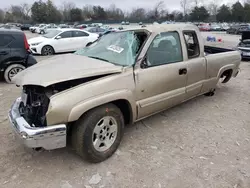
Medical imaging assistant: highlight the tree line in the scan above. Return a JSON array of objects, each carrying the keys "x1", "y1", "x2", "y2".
[{"x1": 0, "y1": 0, "x2": 250, "y2": 24}]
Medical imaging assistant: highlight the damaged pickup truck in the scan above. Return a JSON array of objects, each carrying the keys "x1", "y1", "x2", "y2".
[{"x1": 9, "y1": 24, "x2": 241, "y2": 163}]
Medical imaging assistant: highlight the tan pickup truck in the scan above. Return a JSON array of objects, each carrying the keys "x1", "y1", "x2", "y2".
[{"x1": 9, "y1": 24, "x2": 241, "y2": 163}]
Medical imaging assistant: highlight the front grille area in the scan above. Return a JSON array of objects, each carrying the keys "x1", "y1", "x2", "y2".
[{"x1": 19, "y1": 85, "x2": 50, "y2": 127}]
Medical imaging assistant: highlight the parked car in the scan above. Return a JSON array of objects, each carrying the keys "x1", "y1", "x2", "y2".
[
  {"x1": 138, "y1": 22, "x2": 143, "y2": 25},
  {"x1": 236, "y1": 31, "x2": 250, "y2": 59},
  {"x1": 121, "y1": 21, "x2": 125, "y2": 25},
  {"x1": 84, "y1": 27, "x2": 107, "y2": 35},
  {"x1": 220, "y1": 24, "x2": 230, "y2": 31},
  {"x1": 227, "y1": 24, "x2": 250, "y2": 34},
  {"x1": 35, "y1": 24, "x2": 48, "y2": 33},
  {"x1": 59, "y1": 24, "x2": 70, "y2": 28},
  {"x1": 0, "y1": 29, "x2": 37, "y2": 83},
  {"x1": 210, "y1": 24, "x2": 222, "y2": 31},
  {"x1": 38, "y1": 25, "x2": 59, "y2": 34},
  {"x1": 29, "y1": 24, "x2": 39, "y2": 33},
  {"x1": 0, "y1": 24, "x2": 21, "y2": 30},
  {"x1": 75, "y1": 24, "x2": 87, "y2": 29},
  {"x1": 9, "y1": 24, "x2": 241, "y2": 163},
  {"x1": 198, "y1": 24, "x2": 211, "y2": 31},
  {"x1": 28, "y1": 28, "x2": 99, "y2": 55},
  {"x1": 20, "y1": 24, "x2": 32, "y2": 31}
]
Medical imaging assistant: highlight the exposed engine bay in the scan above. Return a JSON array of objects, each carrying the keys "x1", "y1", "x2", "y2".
[
  {"x1": 19, "y1": 85, "x2": 50, "y2": 127},
  {"x1": 18, "y1": 74, "x2": 113, "y2": 127}
]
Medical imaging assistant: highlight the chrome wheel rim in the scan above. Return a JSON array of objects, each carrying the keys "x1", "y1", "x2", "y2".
[
  {"x1": 8, "y1": 67, "x2": 23, "y2": 80},
  {"x1": 43, "y1": 46, "x2": 53, "y2": 55},
  {"x1": 92, "y1": 116, "x2": 118, "y2": 152}
]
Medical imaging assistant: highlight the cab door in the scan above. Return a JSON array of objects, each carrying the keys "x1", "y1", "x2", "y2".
[
  {"x1": 182, "y1": 31, "x2": 207, "y2": 99},
  {"x1": 134, "y1": 31, "x2": 188, "y2": 119},
  {"x1": 53, "y1": 31, "x2": 74, "y2": 52}
]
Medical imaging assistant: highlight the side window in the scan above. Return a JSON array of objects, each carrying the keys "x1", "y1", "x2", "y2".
[
  {"x1": 146, "y1": 31, "x2": 183, "y2": 67},
  {"x1": 183, "y1": 31, "x2": 200, "y2": 58},
  {"x1": 0, "y1": 35, "x2": 14, "y2": 47},
  {"x1": 97, "y1": 28, "x2": 105, "y2": 32},
  {"x1": 59, "y1": 31, "x2": 72, "y2": 38},
  {"x1": 73, "y1": 31, "x2": 89, "y2": 37}
]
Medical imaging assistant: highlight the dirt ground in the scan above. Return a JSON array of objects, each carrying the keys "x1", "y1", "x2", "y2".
[{"x1": 0, "y1": 31, "x2": 250, "y2": 188}]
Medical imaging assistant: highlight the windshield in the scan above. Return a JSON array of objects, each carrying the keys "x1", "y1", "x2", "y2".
[
  {"x1": 75, "y1": 31, "x2": 140, "y2": 66},
  {"x1": 43, "y1": 30, "x2": 61, "y2": 38}
]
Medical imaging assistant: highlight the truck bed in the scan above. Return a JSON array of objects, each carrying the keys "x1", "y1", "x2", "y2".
[{"x1": 204, "y1": 45, "x2": 234, "y2": 55}]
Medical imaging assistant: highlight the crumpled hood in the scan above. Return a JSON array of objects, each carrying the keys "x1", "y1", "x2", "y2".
[{"x1": 13, "y1": 53, "x2": 123, "y2": 87}]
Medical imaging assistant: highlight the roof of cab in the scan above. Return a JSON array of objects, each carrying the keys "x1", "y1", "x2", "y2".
[{"x1": 124, "y1": 24, "x2": 199, "y2": 33}]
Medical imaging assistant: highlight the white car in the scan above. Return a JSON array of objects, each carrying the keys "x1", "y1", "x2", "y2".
[
  {"x1": 33, "y1": 24, "x2": 47, "y2": 33},
  {"x1": 28, "y1": 28, "x2": 99, "y2": 56}
]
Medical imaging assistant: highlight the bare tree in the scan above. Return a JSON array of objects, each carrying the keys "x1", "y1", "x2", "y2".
[
  {"x1": 207, "y1": 0, "x2": 219, "y2": 16},
  {"x1": 20, "y1": 3, "x2": 31, "y2": 17},
  {"x1": 106, "y1": 4, "x2": 124, "y2": 20},
  {"x1": 60, "y1": 1, "x2": 76, "y2": 22},
  {"x1": 82, "y1": 5, "x2": 94, "y2": 20},
  {"x1": 129, "y1": 7, "x2": 146, "y2": 20},
  {"x1": 180, "y1": 0, "x2": 190, "y2": 20},
  {"x1": 0, "y1": 9, "x2": 4, "y2": 22},
  {"x1": 153, "y1": 1, "x2": 166, "y2": 19}
]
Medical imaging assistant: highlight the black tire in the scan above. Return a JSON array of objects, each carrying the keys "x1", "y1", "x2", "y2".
[
  {"x1": 204, "y1": 89, "x2": 215, "y2": 96},
  {"x1": 4, "y1": 64, "x2": 25, "y2": 83},
  {"x1": 71, "y1": 103, "x2": 124, "y2": 163},
  {"x1": 41, "y1": 45, "x2": 54, "y2": 56}
]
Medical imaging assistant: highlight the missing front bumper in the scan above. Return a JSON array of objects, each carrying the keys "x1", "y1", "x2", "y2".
[{"x1": 8, "y1": 97, "x2": 67, "y2": 150}]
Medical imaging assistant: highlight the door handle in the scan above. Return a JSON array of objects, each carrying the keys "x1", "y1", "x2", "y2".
[
  {"x1": 0, "y1": 51, "x2": 8, "y2": 55},
  {"x1": 179, "y1": 68, "x2": 187, "y2": 75}
]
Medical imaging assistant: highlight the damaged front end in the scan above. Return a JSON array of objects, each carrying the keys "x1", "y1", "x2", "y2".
[
  {"x1": 19, "y1": 85, "x2": 50, "y2": 127},
  {"x1": 8, "y1": 74, "x2": 115, "y2": 150}
]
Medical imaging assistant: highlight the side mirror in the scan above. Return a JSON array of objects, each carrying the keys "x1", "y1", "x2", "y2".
[
  {"x1": 55, "y1": 36, "x2": 62, "y2": 39},
  {"x1": 140, "y1": 57, "x2": 148, "y2": 69}
]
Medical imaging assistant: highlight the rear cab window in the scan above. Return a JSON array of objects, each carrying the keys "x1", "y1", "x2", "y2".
[{"x1": 183, "y1": 31, "x2": 200, "y2": 59}]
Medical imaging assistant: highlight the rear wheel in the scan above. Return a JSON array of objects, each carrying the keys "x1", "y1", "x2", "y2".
[
  {"x1": 41, "y1": 45, "x2": 54, "y2": 56},
  {"x1": 71, "y1": 103, "x2": 124, "y2": 163},
  {"x1": 4, "y1": 64, "x2": 25, "y2": 83}
]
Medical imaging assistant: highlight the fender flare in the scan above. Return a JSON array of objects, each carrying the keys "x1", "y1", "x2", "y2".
[{"x1": 216, "y1": 64, "x2": 235, "y2": 79}]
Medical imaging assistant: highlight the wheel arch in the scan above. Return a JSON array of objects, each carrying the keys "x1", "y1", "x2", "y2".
[{"x1": 67, "y1": 91, "x2": 136, "y2": 125}]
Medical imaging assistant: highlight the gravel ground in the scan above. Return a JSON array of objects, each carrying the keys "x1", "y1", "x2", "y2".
[{"x1": 0, "y1": 31, "x2": 250, "y2": 188}]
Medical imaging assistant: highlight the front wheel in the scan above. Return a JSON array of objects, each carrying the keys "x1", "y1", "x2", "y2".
[
  {"x1": 71, "y1": 103, "x2": 124, "y2": 163},
  {"x1": 41, "y1": 45, "x2": 54, "y2": 56},
  {"x1": 4, "y1": 64, "x2": 25, "y2": 83}
]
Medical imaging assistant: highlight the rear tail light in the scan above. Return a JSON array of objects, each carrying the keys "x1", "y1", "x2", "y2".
[{"x1": 24, "y1": 34, "x2": 29, "y2": 51}]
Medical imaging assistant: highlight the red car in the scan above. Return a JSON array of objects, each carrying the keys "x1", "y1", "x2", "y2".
[
  {"x1": 198, "y1": 24, "x2": 211, "y2": 31},
  {"x1": 75, "y1": 24, "x2": 87, "y2": 29}
]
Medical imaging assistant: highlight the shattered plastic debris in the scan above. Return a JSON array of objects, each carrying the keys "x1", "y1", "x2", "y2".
[{"x1": 89, "y1": 173, "x2": 102, "y2": 185}]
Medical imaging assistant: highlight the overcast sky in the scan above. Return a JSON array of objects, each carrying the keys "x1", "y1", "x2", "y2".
[{"x1": 2, "y1": 0, "x2": 240, "y2": 11}]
